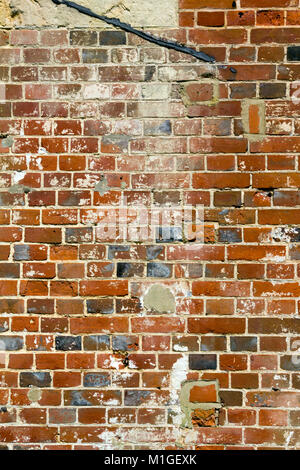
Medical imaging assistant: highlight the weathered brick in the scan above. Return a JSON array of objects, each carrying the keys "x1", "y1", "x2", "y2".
[{"x1": 0, "y1": 6, "x2": 298, "y2": 448}]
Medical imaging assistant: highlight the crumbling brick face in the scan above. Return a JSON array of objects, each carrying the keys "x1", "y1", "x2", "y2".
[{"x1": 1, "y1": 0, "x2": 300, "y2": 450}]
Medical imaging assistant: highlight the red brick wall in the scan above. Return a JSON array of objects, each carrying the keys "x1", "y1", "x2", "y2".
[{"x1": 1, "y1": 0, "x2": 300, "y2": 449}]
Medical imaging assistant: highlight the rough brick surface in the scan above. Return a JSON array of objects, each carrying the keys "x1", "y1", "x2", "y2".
[{"x1": 1, "y1": 0, "x2": 300, "y2": 451}]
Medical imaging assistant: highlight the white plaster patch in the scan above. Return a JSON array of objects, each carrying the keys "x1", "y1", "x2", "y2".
[
  {"x1": 13, "y1": 171, "x2": 26, "y2": 184},
  {"x1": 169, "y1": 354, "x2": 188, "y2": 426}
]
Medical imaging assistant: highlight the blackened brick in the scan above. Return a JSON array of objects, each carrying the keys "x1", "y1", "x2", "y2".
[
  {"x1": 0, "y1": 336, "x2": 23, "y2": 351},
  {"x1": 280, "y1": 355, "x2": 300, "y2": 371},
  {"x1": 86, "y1": 299, "x2": 114, "y2": 314},
  {"x1": 55, "y1": 336, "x2": 82, "y2": 351},
  {"x1": 230, "y1": 336, "x2": 258, "y2": 352},
  {"x1": 124, "y1": 390, "x2": 151, "y2": 406},
  {"x1": 82, "y1": 49, "x2": 108, "y2": 63},
  {"x1": 108, "y1": 246, "x2": 130, "y2": 260},
  {"x1": 259, "y1": 83, "x2": 286, "y2": 99},
  {"x1": 20, "y1": 372, "x2": 51, "y2": 388},
  {"x1": 112, "y1": 335, "x2": 138, "y2": 351},
  {"x1": 219, "y1": 228, "x2": 242, "y2": 243},
  {"x1": 189, "y1": 354, "x2": 217, "y2": 370},
  {"x1": 287, "y1": 46, "x2": 300, "y2": 61},
  {"x1": 117, "y1": 263, "x2": 144, "y2": 278},
  {"x1": 99, "y1": 31, "x2": 126, "y2": 45},
  {"x1": 83, "y1": 373, "x2": 110, "y2": 387},
  {"x1": 147, "y1": 263, "x2": 172, "y2": 278},
  {"x1": 146, "y1": 246, "x2": 164, "y2": 261},
  {"x1": 65, "y1": 228, "x2": 93, "y2": 243}
]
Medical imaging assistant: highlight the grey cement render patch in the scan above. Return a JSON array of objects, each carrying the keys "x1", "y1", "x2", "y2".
[
  {"x1": 1, "y1": 0, "x2": 178, "y2": 27},
  {"x1": 143, "y1": 284, "x2": 176, "y2": 314},
  {"x1": 180, "y1": 380, "x2": 221, "y2": 429}
]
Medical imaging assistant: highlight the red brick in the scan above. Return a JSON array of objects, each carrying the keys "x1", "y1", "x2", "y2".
[
  {"x1": 227, "y1": 10, "x2": 255, "y2": 26},
  {"x1": 189, "y1": 384, "x2": 217, "y2": 403},
  {"x1": 25, "y1": 84, "x2": 52, "y2": 100},
  {"x1": 188, "y1": 318, "x2": 246, "y2": 334},
  {"x1": 259, "y1": 409, "x2": 288, "y2": 426},
  {"x1": 0, "y1": 426, "x2": 58, "y2": 443},
  {"x1": 180, "y1": 0, "x2": 234, "y2": 6},
  {"x1": 189, "y1": 28, "x2": 247, "y2": 45},
  {"x1": 197, "y1": 11, "x2": 224, "y2": 27}
]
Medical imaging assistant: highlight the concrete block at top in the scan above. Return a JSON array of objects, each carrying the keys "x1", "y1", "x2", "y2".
[{"x1": 1, "y1": 0, "x2": 178, "y2": 28}]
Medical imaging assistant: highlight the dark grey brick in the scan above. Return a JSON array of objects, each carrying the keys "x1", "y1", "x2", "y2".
[
  {"x1": 280, "y1": 355, "x2": 300, "y2": 371},
  {"x1": 146, "y1": 246, "x2": 163, "y2": 261},
  {"x1": 144, "y1": 65, "x2": 156, "y2": 81},
  {"x1": 112, "y1": 335, "x2": 138, "y2": 351},
  {"x1": 14, "y1": 245, "x2": 29, "y2": 261},
  {"x1": 288, "y1": 46, "x2": 300, "y2": 61},
  {"x1": 147, "y1": 263, "x2": 171, "y2": 278},
  {"x1": 108, "y1": 245, "x2": 130, "y2": 260},
  {"x1": 230, "y1": 83, "x2": 256, "y2": 99},
  {"x1": 100, "y1": 30, "x2": 126, "y2": 45},
  {"x1": 0, "y1": 336, "x2": 23, "y2": 351},
  {"x1": 188, "y1": 264, "x2": 203, "y2": 278},
  {"x1": 124, "y1": 390, "x2": 151, "y2": 406},
  {"x1": 230, "y1": 336, "x2": 257, "y2": 352},
  {"x1": 259, "y1": 83, "x2": 286, "y2": 99},
  {"x1": 189, "y1": 354, "x2": 217, "y2": 370},
  {"x1": 20, "y1": 372, "x2": 51, "y2": 388},
  {"x1": 82, "y1": 49, "x2": 108, "y2": 63},
  {"x1": 0, "y1": 321, "x2": 8, "y2": 333},
  {"x1": 86, "y1": 299, "x2": 114, "y2": 314},
  {"x1": 117, "y1": 262, "x2": 144, "y2": 278},
  {"x1": 83, "y1": 373, "x2": 110, "y2": 388},
  {"x1": 66, "y1": 227, "x2": 93, "y2": 243},
  {"x1": 66, "y1": 391, "x2": 92, "y2": 406},
  {"x1": 55, "y1": 336, "x2": 82, "y2": 351},
  {"x1": 219, "y1": 228, "x2": 242, "y2": 243}
]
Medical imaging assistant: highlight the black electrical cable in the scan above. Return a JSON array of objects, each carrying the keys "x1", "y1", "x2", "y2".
[{"x1": 51, "y1": 0, "x2": 216, "y2": 64}]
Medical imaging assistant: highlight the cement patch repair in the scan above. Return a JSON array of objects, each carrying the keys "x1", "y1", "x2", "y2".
[
  {"x1": 180, "y1": 380, "x2": 221, "y2": 429},
  {"x1": 143, "y1": 284, "x2": 176, "y2": 314}
]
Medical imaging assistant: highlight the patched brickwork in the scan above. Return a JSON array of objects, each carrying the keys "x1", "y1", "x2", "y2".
[{"x1": 1, "y1": 0, "x2": 300, "y2": 451}]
